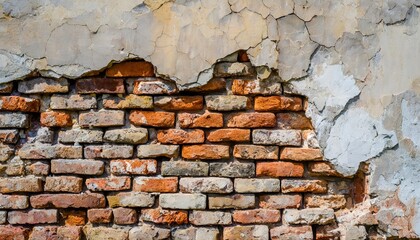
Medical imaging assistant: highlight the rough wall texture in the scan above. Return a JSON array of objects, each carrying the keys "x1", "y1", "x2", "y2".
[{"x1": 0, "y1": 0, "x2": 419, "y2": 239}]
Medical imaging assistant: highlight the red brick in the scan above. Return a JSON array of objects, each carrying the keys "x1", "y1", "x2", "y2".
[
  {"x1": 141, "y1": 208, "x2": 188, "y2": 224},
  {"x1": 183, "y1": 78, "x2": 226, "y2": 92},
  {"x1": 256, "y1": 162, "x2": 304, "y2": 177},
  {"x1": 76, "y1": 78, "x2": 125, "y2": 93},
  {"x1": 308, "y1": 162, "x2": 342, "y2": 177},
  {"x1": 234, "y1": 145, "x2": 279, "y2": 160},
  {"x1": 86, "y1": 177, "x2": 131, "y2": 191},
  {"x1": 207, "y1": 129, "x2": 250, "y2": 142},
  {"x1": 8, "y1": 209, "x2": 57, "y2": 224},
  {"x1": 133, "y1": 177, "x2": 178, "y2": 192},
  {"x1": 57, "y1": 226, "x2": 82, "y2": 240},
  {"x1": 30, "y1": 193, "x2": 106, "y2": 208},
  {"x1": 277, "y1": 112, "x2": 313, "y2": 130},
  {"x1": 182, "y1": 144, "x2": 229, "y2": 160},
  {"x1": 227, "y1": 113, "x2": 276, "y2": 128},
  {"x1": 61, "y1": 209, "x2": 86, "y2": 226},
  {"x1": 232, "y1": 209, "x2": 280, "y2": 223},
  {"x1": 157, "y1": 129, "x2": 204, "y2": 144},
  {"x1": 129, "y1": 111, "x2": 175, "y2": 127},
  {"x1": 106, "y1": 61, "x2": 154, "y2": 77},
  {"x1": 281, "y1": 179, "x2": 328, "y2": 193},
  {"x1": 88, "y1": 208, "x2": 113, "y2": 223},
  {"x1": 154, "y1": 96, "x2": 203, "y2": 111},
  {"x1": 280, "y1": 147, "x2": 323, "y2": 161},
  {"x1": 259, "y1": 194, "x2": 302, "y2": 209},
  {"x1": 271, "y1": 225, "x2": 313, "y2": 240},
  {"x1": 113, "y1": 208, "x2": 137, "y2": 224},
  {"x1": 178, "y1": 112, "x2": 223, "y2": 128},
  {"x1": 0, "y1": 177, "x2": 43, "y2": 193},
  {"x1": 110, "y1": 159, "x2": 157, "y2": 175},
  {"x1": 133, "y1": 79, "x2": 177, "y2": 94},
  {"x1": 40, "y1": 111, "x2": 73, "y2": 127},
  {"x1": 255, "y1": 96, "x2": 302, "y2": 111},
  {"x1": 0, "y1": 96, "x2": 40, "y2": 112},
  {"x1": 238, "y1": 50, "x2": 250, "y2": 62},
  {"x1": 29, "y1": 226, "x2": 58, "y2": 240}
]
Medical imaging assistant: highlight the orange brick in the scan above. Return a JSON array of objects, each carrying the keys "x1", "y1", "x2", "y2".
[
  {"x1": 85, "y1": 177, "x2": 131, "y2": 191},
  {"x1": 178, "y1": 112, "x2": 223, "y2": 128},
  {"x1": 40, "y1": 111, "x2": 72, "y2": 127},
  {"x1": 182, "y1": 144, "x2": 229, "y2": 160},
  {"x1": 227, "y1": 113, "x2": 276, "y2": 128},
  {"x1": 61, "y1": 210, "x2": 86, "y2": 226},
  {"x1": 308, "y1": 162, "x2": 342, "y2": 177},
  {"x1": 232, "y1": 209, "x2": 280, "y2": 223},
  {"x1": 281, "y1": 179, "x2": 327, "y2": 193},
  {"x1": 133, "y1": 177, "x2": 178, "y2": 193},
  {"x1": 277, "y1": 112, "x2": 313, "y2": 129},
  {"x1": 256, "y1": 162, "x2": 304, "y2": 177},
  {"x1": 141, "y1": 208, "x2": 188, "y2": 224},
  {"x1": 157, "y1": 129, "x2": 205, "y2": 144},
  {"x1": 129, "y1": 111, "x2": 175, "y2": 127},
  {"x1": 280, "y1": 147, "x2": 323, "y2": 161},
  {"x1": 0, "y1": 96, "x2": 40, "y2": 112},
  {"x1": 154, "y1": 96, "x2": 203, "y2": 111},
  {"x1": 207, "y1": 129, "x2": 250, "y2": 142},
  {"x1": 183, "y1": 78, "x2": 226, "y2": 92},
  {"x1": 255, "y1": 96, "x2": 302, "y2": 111},
  {"x1": 106, "y1": 61, "x2": 154, "y2": 77}
]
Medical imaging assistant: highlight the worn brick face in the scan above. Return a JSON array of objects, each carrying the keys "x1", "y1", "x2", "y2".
[
  {"x1": 0, "y1": 96, "x2": 40, "y2": 112},
  {"x1": 157, "y1": 129, "x2": 205, "y2": 144},
  {"x1": 178, "y1": 112, "x2": 223, "y2": 128},
  {"x1": 256, "y1": 162, "x2": 304, "y2": 177},
  {"x1": 133, "y1": 177, "x2": 178, "y2": 192},
  {"x1": 40, "y1": 111, "x2": 72, "y2": 127},
  {"x1": 207, "y1": 129, "x2": 250, "y2": 142},
  {"x1": 254, "y1": 96, "x2": 303, "y2": 111},
  {"x1": 227, "y1": 112, "x2": 276, "y2": 128},
  {"x1": 154, "y1": 96, "x2": 203, "y2": 111},
  {"x1": 130, "y1": 111, "x2": 175, "y2": 127},
  {"x1": 76, "y1": 78, "x2": 125, "y2": 94},
  {"x1": 106, "y1": 61, "x2": 155, "y2": 77},
  {"x1": 182, "y1": 144, "x2": 230, "y2": 160}
]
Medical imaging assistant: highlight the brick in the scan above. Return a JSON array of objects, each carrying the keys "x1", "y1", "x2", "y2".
[
  {"x1": 6, "y1": 159, "x2": 24, "y2": 176},
  {"x1": 283, "y1": 208, "x2": 335, "y2": 225},
  {"x1": 210, "y1": 162, "x2": 255, "y2": 177},
  {"x1": 178, "y1": 112, "x2": 223, "y2": 128},
  {"x1": 172, "y1": 227, "x2": 219, "y2": 240},
  {"x1": 0, "y1": 83, "x2": 13, "y2": 93},
  {"x1": 83, "y1": 226, "x2": 128, "y2": 240},
  {"x1": 133, "y1": 79, "x2": 177, "y2": 94},
  {"x1": 282, "y1": 179, "x2": 328, "y2": 193},
  {"x1": 106, "y1": 61, "x2": 154, "y2": 77},
  {"x1": 141, "y1": 208, "x2": 188, "y2": 224},
  {"x1": 138, "y1": 144, "x2": 179, "y2": 158},
  {"x1": 103, "y1": 94, "x2": 153, "y2": 109},
  {"x1": 253, "y1": 129, "x2": 302, "y2": 146},
  {"x1": 25, "y1": 162, "x2": 49, "y2": 175},
  {"x1": 302, "y1": 130, "x2": 319, "y2": 148},
  {"x1": 133, "y1": 177, "x2": 178, "y2": 192},
  {"x1": 29, "y1": 226, "x2": 58, "y2": 240},
  {"x1": 57, "y1": 226, "x2": 82, "y2": 240},
  {"x1": 104, "y1": 128, "x2": 148, "y2": 144},
  {"x1": 60, "y1": 210, "x2": 86, "y2": 226},
  {"x1": 205, "y1": 95, "x2": 250, "y2": 111},
  {"x1": 0, "y1": 113, "x2": 29, "y2": 128},
  {"x1": 208, "y1": 194, "x2": 255, "y2": 209},
  {"x1": 0, "y1": 226, "x2": 30, "y2": 239},
  {"x1": 308, "y1": 162, "x2": 342, "y2": 177},
  {"x1": 50, "y1": 94, "x2": 97, "y2": 110},
  {"x1": 0, "y1": 129, "x2": 19, "y2": 144},
  {"x1": 208, "y1": 129, "x2": 251, "y2": 144},
  {"x1": 8, "y1": 209, "x2": 57, "y2": 224},
  {"x1": 254, "y1": 96, "x2": 303, "y2": 111},
  {"x1": 0, "y1": 96, "x2": 40, "y2": 112},
  {"x1": 227, "y1": 113, "x2": 276, "y2": 128},
  {"x1": 315, "y1": 225, "x2": 341, "y2": 240},
  {"x1": 232, "y1": 209, "x2": 280, "y2": 223},
  {"x1": 233, "y1": 145, "x2": 279, "y2": 160},
  {"x1": 107, "y1": 192, "x2": 154, "y2": 208},
  {"x1": 238, "y1": 50, "x2": 250, "y2": 62},
  {"x1": 130, "y1": 111, "x2": 175, "y2": 127},
  {"x1": 18, "y1": 143, "x2": 82, "y2": 159},
  {"x1": 259, "y1": 194, "x2": 302, "y2": 209},
  {"x1": 280, "y1": 147, "x2": 323, "y2": 161},
  {"x1": 18, "y1": 77, "x2": 68, "y2": 93},
  {"x1": 162, "y1": 161, "x2": 208, "y2": 176},
  {"x1": 214, "y1": 62, "x2": 255, "y2": 77},
  {"x1": 29, "y1": 126, "x2": 54, "y2": 143},
  {"x1": 154, "y1": 96, "x2": 203, "y2": 111},
  {"x1": 0, "y1": 194, "x2": 28, "y2": 209},
  {"x1": 86, "y1": 177, "x2": 130, "y2": 191},
  {"x1": 30, "y1": 193, "x2": 106, "y2": 208},
  {"x1": 0, "y1": 211, "x2": 5, "y2": 224},
  {"x1": 223, "y1": 225, "x2": 268, "y2": 240},
  {"x1": 305, "y1": 195, "x2": 346, "y2": 209},
  {"x1": 76, "y1": 78, "x2": 125, "y2": 93},
  {"x1": 159, "y1": 193, "x2": 206, "y2": 209},
  {"x1": 51, "y1": 159, "x2": 104, "y2": 175},
  {"x1": 235, "y1": 179, "x2": 280, "y2": 193},
  {"x1": 270, "y1": 225, "x2": 313, "y2": 240},
  {"x1": 0, "y1": 144, "x2": 13, "y2": 161},
  {"x1": 88, "y1": 208, "x2": 113, "y2": 223},
  {"x1": 79, "y1": 110, "x2": 125, "y2": 127},
  {"x1": 113, "y1": 208, "x2": 137, "y2": 224},
  {"x1": 85, "y1": 145, "x2": 133, "y2": 159},
  {"x1": 129, "y1": 225, "x2": 171, "y2": 240},
  {"x1": 157, "y1": 129, "x2": 204, "y2": 144},
  {"x1": 40, "y1": 111, "x2": 72, "y2": 127},
  {"x1": 180, "y1": 177, "x2": 233, "y2": 193},
  {"x1": 0, "y1": 177, "x2": 42, "y2": 193},
  {"x1": 44, "y1": 176, "x2": 83, "y2": 193},
  {"x1": 58, "y1": 129, "x2": 103, "y2": 143},
  {"x1": 189, "y1": 211, "x2": 232, "y2": 225},
  {"x1": 111, "y1": 159, "x2": 156, "y2": 175},
  {"x1": 184, "y1": 78, "x2": 226, "y2": 92},
  {"x1": 277, "y1": 112, "x2": 313, "y2": 129},
  {"x1": 232, "y1": 79, "x2": 282, "y2": 95},
  {"x1": 256, "y1": 162, "x2": 304, "y2": 177},
  {"x1": 182, "y1": 144, "x2": 229, "y2": 160}
]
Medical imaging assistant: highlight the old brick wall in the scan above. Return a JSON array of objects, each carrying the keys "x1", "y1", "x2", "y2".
[{"x1": 0, "y1": 57, "x2": 371, "y2": 239}]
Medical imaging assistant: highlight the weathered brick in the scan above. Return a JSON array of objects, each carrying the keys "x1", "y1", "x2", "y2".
[
  {"x1": 0, "y1": 226, "x2": 30, "y2": 239},
  {"x1": 283, "y1": 208, "x2": 335, "y2": 225},
  {"x1": 133, "y1": 177, "x2": 178, "y2": 192},
  {"x1": 18, "y1": 78, "x2": 69, "y2": 93},
  {"x1": 0, "y1": 129, "x2": 19, "y2": 144},
  {"x1": 0, "y1": 211, "x2": 5, "y2": 224},
  {"x1": 79, "y1": 110, "x2": 125, "y2": 127},
  {"x1": 308, "y1": 162, "x2": 342, "y2": 177},
  {"x1": 0, "y1": 144, "x2": 13, "y2": 161},
  {"x1": 18, "y1": 143, "x2": 82, "y2": 159},
  {"x1": 235, "y1": 179, "x2": 280, "y2": 193},
  {"x1": 5, "y1": 158, "x2": 24, "y2": 176},
  {"x1": 255, "y1": 96, "x2": 303, "y2": 111},
  {"x1": 61, "y1": 210, "x2": 86, "y2": 226},
  {"x1": 85, "y1": 145, "x2": 133, "y2": 159},
  {"x1": 210, "y1": 162, "x2": 255, "y2": 177},
  {"x1": 0, "y1": 177, "x2": 42, "y2": 193},
  {"x1": 154, "y1": 96, "x2": 203, "y2": 111},
  {"x1": 130, "y1": 111, "x2": 175, "y2": 127},
  {"x1": 103, "y1": 94, "x2": 153, "y2": 109},
  {"x1": 111, "y1": 159, "x2": 157, "y2": 175},
  {"x1": 256, "y1": 162, "x2": 304, "y2": 177},
  {"x1": 83, "y1": 226, "x2": 129, "y2": 240},
  {"x1": 30, "y1": 193, "x2": 106, "y2": 208},
  {"x1": 207, "y1": 129, "x2": 250, "y2": 142},
  {"x1": 0, "y1": 82, "x2": 13, "y2": 93},
  {"x1": 232, "y1": 79, "x2": 282, "y2": 95},
  {"x1": 159, "y1": 193, "x2": 206, "y2": 209},
  {"x1": 106, "y1": 61, "x2": 154, "y2": 77},
  {"x1": 259, "y1": 194, "x2": 302, "y2": 209},
  {"x1": 253, "y1": 129, "x2": 302, "y2": 146},
  {"x1": 280, "y1": 147, "x2": 323, "y2": 161},
  {"x1": 302, "y1": 130, "x2": 319, "y2": 148},
  {"x1": 214, "y1": 62, "x2": 255, "y2": 77},
  {"x1": 104, "y1": 128, "x2": 148, "y2": 144},
  {"x1": 223, "y1": 225, "x2": 268, "y2": 240},
  {"x1": 58, "y1": 129, "x2": 103, "y2": 143},
  {"x1": 277, "y1": 112, "x2": 313, "y2": 129},
  {"x1": 88, "y1": 208, "x2": 113, "y2": 223},
  {"x1": 141, "y1": 208, "x2": 188, "y2": 224},
  {"x1": 0, "y1": 113, "x2": 29, "y2": 128},
  {"x1": 76, "y1": 78, "x2": 125, "y2": 94},
  {"x1": 233, "y1": 145, "x2": 279, "y2": 160},
  {"x1": 180, "y1": 177, "x2": 233, "y2": 193},
  {"x1": 51, "y1": 159, "x2": 104, "y2": 175},
  {"x1": 8, "y1": 209, "x2": 57, "y2": 224},
  {"x1": 157, "y1": 129, "x2": 204, "y2": 144},
  {"x1": 282, "y1": 179, "x2": 328, "y2": 193},
  {"x1": 227, "y1": 113, "x2": 276, "y2": 128},
  {"x1": 40, "y1": 111, "x2": 72, "y2": 127},
  {"x1": 178, "y1": 112, "x2": 223, "y2": 128},
  {"x1": 129, "y1": 224, "x2": 171, "y2": 240},
  {"x1": 113, "y1": 208, "x2": 137, "y2": 224},
  {"x1": 133, "y1": 79, "x2": 177, "y2": 94},
  {"x1": 270, "y1": 225, "x2": 313, "y2": 240},
  {"x1": 182, "y1": 144, "x2": 229, "y2": 160},
  {"x1": 0, "y1": 194, "x2": 28, "y2": 209},
  {"x1": 205, "y1": 95, "x2": 250, "y2": 111},
  {"x1": 184, "y1": 78, "x2": 226, "y2": 92},
  {"x1": 0, "y1": 96, "x2": 40, "y2": 112},
  {"x1": 29, "y1": 226, "x2": 58, "y2": 240},
  {"x1": 162, "y1": 161, "x2": 208, "y2": 176},
  {"x1": 138, "y1": 144, "x2": 179, "y2": 158},
  {"x1": 86, "y1": 177, "x2": 131, "y2": 191},
  {"x1": 172, "y1": 227, "x2": 219, "y2": 240},
  {"x1": 44, "y1": 176, "x2": 83, "y2": 193},
  {"x1": 26, "y1": 162, "x2": 49, "y2": 175},
  {"x1": 189, "y1": 210, "x2": 232, "y2": 225},
  {"x1": 57, "y1": 226, "x2": 82, "y2": 240},
  {"x1": 304, "y1": 195, "x2": 346, "y2": 209},
  {"x1": 50, "y1": 94, "x2": 97, "y2": 110},
  {"x1": 232, "y1": 209, "x2": 280, "y2": 223},
  {"x1": 208, "y1": 194, "x2": 255, "y2": 209},
  {"x1": 107, "y1": 192, "x2": 154, "y2": 208}
]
